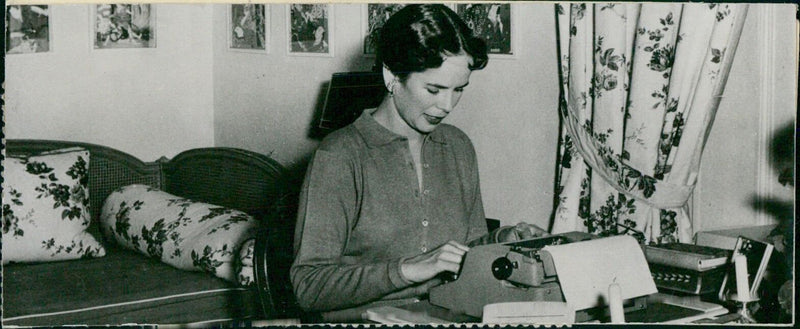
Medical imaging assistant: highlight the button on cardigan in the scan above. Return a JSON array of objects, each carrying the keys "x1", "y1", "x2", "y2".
[{"x1": 290, "y1": 109, "x2": 488, "y2": 320}]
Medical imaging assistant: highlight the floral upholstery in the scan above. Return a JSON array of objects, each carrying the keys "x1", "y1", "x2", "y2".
[
  {"x1": 100, "y1": 184, "x2": 258, "y2": 283},
  {"x1": 2, "y1": 147, "x2": 106, "y2": 264},
  {"x1": 237, "y1": 238, "x2": 256, "y2": 286},
  {"x1": 552, "y1": 3, "x2": 749, "y2": 243}
]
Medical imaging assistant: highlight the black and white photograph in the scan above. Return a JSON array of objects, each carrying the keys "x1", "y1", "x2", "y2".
[
  {"x1": 455, "y1": 3, "x2": 513, "y2": 56},
  {"x1": 5, "y1": 5, "x2": 50, "y2": 54},
  {"x1": 3, "y1": 2, "x2": 796, "y2": 327},
  {"x1": 93, "y1": 4, "x2": 155, "y2": 49},
  {"x1": 229, "y1": 4, "x2": 269, "y2": 52},
  {"x1": 362, "y1": 3, "x2": 406, "y2": 56},
  {"x1": 287, "y1": 4, "x2": 332, "y2": 56}
]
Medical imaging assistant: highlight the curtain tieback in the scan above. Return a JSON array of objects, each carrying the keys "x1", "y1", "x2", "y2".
[{"x1": 561, "y1": 101, "x2": 695, "y2": 209}]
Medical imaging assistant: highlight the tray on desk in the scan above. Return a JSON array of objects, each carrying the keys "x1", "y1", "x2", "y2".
[
  {"x1": 364, "y1": 301, "x2": 477, "y2": 324},
  {"x1": 624, "y1": 302, "x2": 728, "y2": 324},
  {"x1": 364, "y1": 295, "x2": 730, "y2": 324}
]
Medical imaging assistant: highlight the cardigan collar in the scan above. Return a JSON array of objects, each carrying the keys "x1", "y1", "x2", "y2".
[{"x1": 354, "y1": 109, "x2": 447, "y2": 148}]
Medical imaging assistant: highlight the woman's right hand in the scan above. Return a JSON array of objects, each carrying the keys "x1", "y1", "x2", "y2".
[{"x1": 399, "y1": 241, "x2": 469, "y2": 283}]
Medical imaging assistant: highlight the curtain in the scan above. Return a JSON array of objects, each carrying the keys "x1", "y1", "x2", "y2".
[{"x1": 552, "y1": 3, "x2": 749, "y2": 244}]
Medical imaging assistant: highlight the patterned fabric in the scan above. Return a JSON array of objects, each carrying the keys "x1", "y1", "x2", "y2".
[
  {"x1": 100, "y1": 184, "x2": 259, "y2": 283},
  {"x1": 236, "y1": 238, "x2": 256, "y2": 286},
  {"x1": 2, "y1": 147, "x2": 106, "y2": 264},
  {"x1": 552, "y1": 3, "x2": 749, "y2": 243}
]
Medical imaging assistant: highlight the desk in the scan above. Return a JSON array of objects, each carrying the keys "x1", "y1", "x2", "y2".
[{"x1": 364, "y1": 293, "x2": 737, "y2": 324}]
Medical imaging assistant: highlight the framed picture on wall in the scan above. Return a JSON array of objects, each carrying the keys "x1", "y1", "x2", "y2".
[
  {"x1": 92, "y1": 4, "x2": 156, "y2": 49},
  {"x1": 454, "y1": 3, "x2": 515, "y2": 58},
  {"x1": 361, "y1": 3, "x2": 405, "y2": 56},
  {"x1": 228, "y1": 4, "x2": 269, "y2": 53},
  {"x1": 6, "y1": 5, "x2": 50, "y2": 54},
  {"x1": 286, "y1": 4, "x2": 333, "y2": 57}
]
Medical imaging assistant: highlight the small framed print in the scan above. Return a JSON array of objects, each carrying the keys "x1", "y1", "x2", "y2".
[
  {"x1": 362, "y1": 3, "x2": 406, "y2": 56},
  {"x1": 6, "y1": 5, "x2": 50, "y2": 54},
  {"x1": 455, "y1": 3, "x2": 515, "y2": 58},
  {"x1": 93, "y1": 4, "x2": 156, "y2": 49},
  {"x1": 287, "y1": 4, "x2": 333, "y2": 57},
  {"x1": 229, "y1": 4, "x2": 269, "y2": 53}
]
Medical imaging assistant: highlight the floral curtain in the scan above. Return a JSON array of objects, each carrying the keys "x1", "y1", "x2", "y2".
[{"x1": 552, "y1": 3, "x2": 749, "y2": 244}]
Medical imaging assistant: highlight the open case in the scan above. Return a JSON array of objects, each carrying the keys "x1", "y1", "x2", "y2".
[{"x1": 318, "y1": 71, "x2": 385, "y2": 132}]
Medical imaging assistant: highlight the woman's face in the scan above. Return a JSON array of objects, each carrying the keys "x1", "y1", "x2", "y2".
[{"x1": 392, "y1": 54, "x2": 473, "y2": 135}]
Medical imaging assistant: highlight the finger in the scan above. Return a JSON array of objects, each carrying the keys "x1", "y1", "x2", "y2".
[
  {"x1": 497, "y1": 227, "x2": 521, "y2": 242},
  {"x1": 435, "y1": 249, "x2": 465, "y2": 265},
  {"x1": 515, "y1": 226, "x2": 535, "y2": 239},
  {"x1": 516, "y1": 223, "x2": 547, "y2": 238},
  {"x1": 447, "y1": 241, "x2": 470, "y2": 253},
  {"x1": 440, "y1": 246, "x2": 467, "y2": 257},
  {"x1": 435, "y1": 242, "x2": 467, "y2": 256},
  {"x1": 437, "y1": 250, "x2": 466, "y2": 264}
]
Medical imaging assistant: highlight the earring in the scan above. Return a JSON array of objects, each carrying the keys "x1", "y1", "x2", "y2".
[{"x1": 386, "y1": 78, "x2": 398, "y2": 97}]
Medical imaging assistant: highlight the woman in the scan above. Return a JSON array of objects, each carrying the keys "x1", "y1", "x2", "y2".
[{"x1": 290, "y1": 4, "x2": 545, "y2": 322}]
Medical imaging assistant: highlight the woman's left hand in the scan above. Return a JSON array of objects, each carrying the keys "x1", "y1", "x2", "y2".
[
  {"x1": 512, "y1": 222, "x2": 548, "y2": 240},
  {"x1": 495, "y1": 222, "x2": 548, "y2": 242},
  {"x1": 469, "y1": 222, "x2": 549, "y2": 246}
]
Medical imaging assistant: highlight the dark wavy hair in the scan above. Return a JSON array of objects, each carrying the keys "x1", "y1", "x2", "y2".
[{"x1": 375, "y1": 4, "x2": 488, "y2": 81}]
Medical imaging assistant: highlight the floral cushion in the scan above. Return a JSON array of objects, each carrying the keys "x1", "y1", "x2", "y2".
[
  {"x1": 2, "y1": 147, "x2": 106, "y2": 264},
  {"x1": 100, "y1": 184, "x2": 259, "y2": 283},
  {"x1": 236, "y1": 238, "x2": 256, "y2": 286}
]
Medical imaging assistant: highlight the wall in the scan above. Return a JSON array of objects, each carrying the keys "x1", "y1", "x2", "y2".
[
  {"x1": 693, "y1": 4, "x2": 797, "y2": 232},
  {"x1": 212, "y1": 3, "x2": 561, "y2": 228},
  {"x1": 213, "y1": 3, "x2": 795, "y2": 231},
  {"x1": 6, "y1": 3, "x2": 794, "y2": 231},
  {"x1": 4, "y1": 4, "x2": 215, "y2": 161},
  {"x1": 213, "y1": 4, "x2": 371, "y2": 170}
]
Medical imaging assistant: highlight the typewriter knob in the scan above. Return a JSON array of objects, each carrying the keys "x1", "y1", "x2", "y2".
[{"x1": 491, "y1": 257, "x2": 514, "y2": 280}]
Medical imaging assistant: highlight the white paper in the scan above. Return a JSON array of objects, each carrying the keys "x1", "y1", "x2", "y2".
[{"x1": 543, "y1": 235, "x2": 657, "y2": 311}]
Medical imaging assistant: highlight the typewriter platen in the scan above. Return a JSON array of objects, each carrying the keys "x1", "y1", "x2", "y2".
[{"x1": 428, "y1": 232, "x2": 656, "y2": 321}]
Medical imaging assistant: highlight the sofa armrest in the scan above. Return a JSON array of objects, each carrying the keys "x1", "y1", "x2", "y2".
[
  {"x1": 253, "y1": 226, "x2": 300, "y2": 319},
  {"x1": 253, "y1": 189, "x2": 301, "y2": 319}
]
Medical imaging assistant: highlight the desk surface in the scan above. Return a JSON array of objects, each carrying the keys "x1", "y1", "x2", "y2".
[{"x1": 364, "y1": 293, "x2": 736, "y2": 324}]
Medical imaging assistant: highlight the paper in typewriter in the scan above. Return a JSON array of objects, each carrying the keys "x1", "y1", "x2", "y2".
[{"x1": 543, "y1": 235, "x2": 657, "y2": 311}]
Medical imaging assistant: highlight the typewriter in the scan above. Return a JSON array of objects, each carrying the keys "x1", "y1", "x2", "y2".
[{"x1": 429, "y1": 232, "x2": 657, "y2": 321}]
